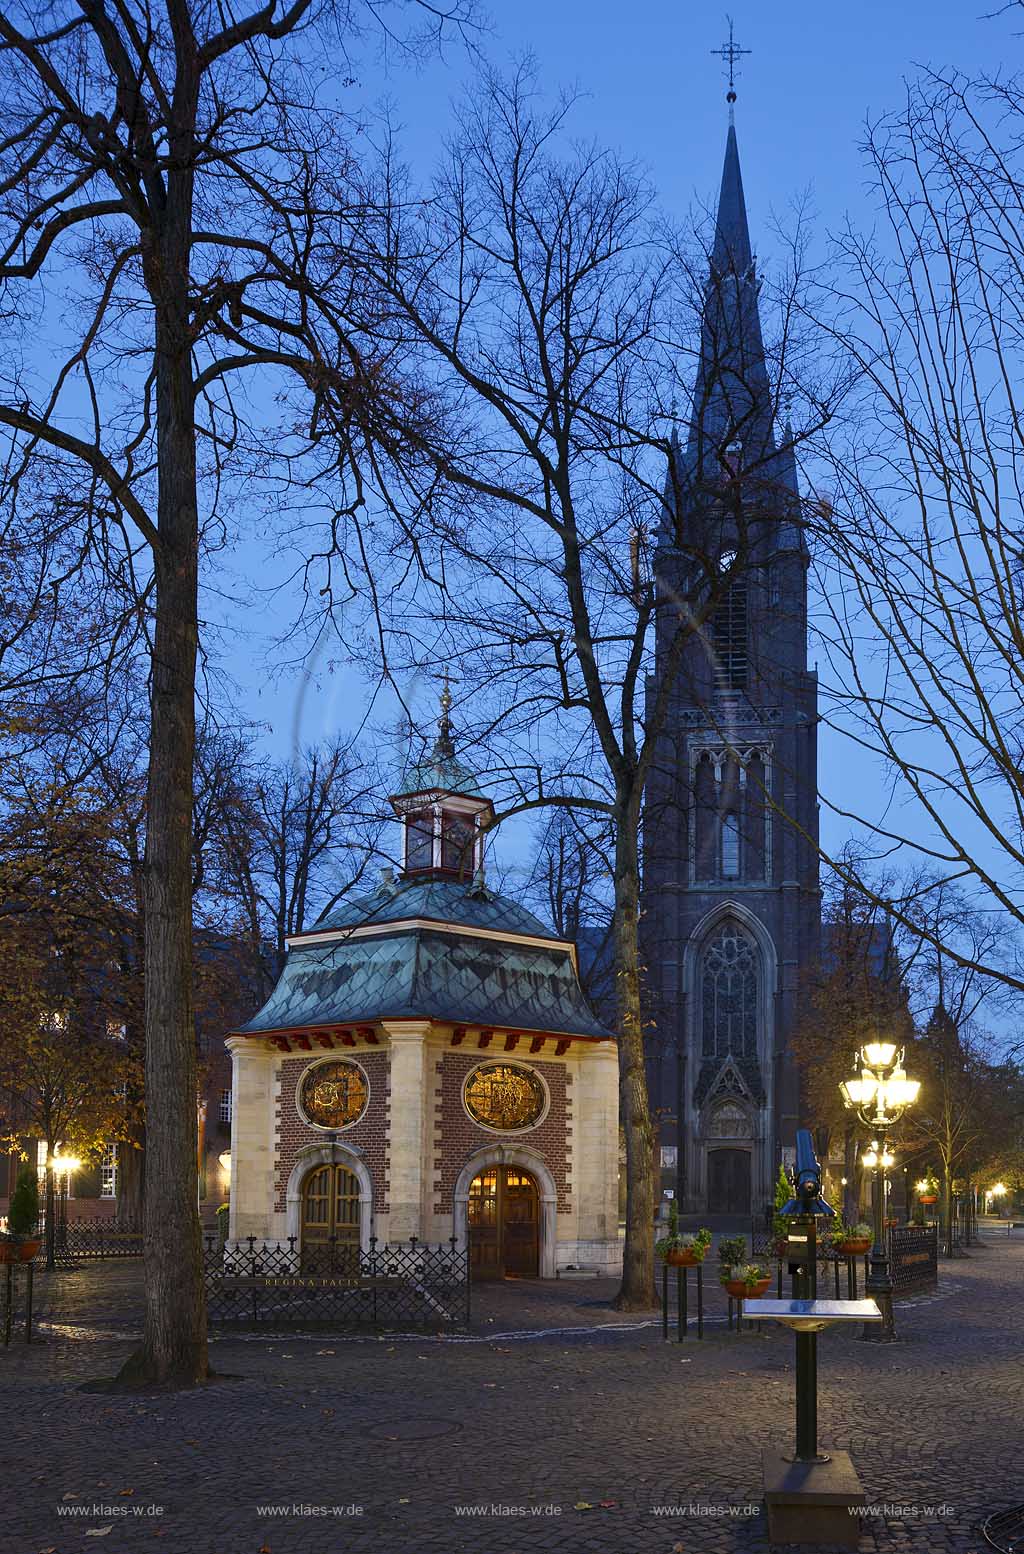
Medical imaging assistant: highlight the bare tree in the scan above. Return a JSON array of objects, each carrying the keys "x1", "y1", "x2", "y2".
[
  {"x1": 350, "y1": 69, "x2": 833, "y2": 1305},
  {"x1": 0, "y1": 0, "x2": 473, "y2": 1384},
  {"x1": 199, "y1": 733, "x2": 385, "y2": 992},
  {"x1": 811, "y1": 65, "x2": 1024, "y2": 1000}
]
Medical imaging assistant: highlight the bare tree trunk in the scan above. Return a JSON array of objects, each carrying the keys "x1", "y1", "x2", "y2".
[
  {"x1": 613, "y1": 804, "x2": 656, "y2": 1310},
  {"x1": 115, "y1": 1136, "x2": 144, "y2": 1229},
  {"x1": 119, "y1": 205, "x2": 206, "y2": 1384}
]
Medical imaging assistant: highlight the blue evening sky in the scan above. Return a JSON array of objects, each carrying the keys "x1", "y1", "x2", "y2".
[{"x1": 222, "y1": 0, "x2": 1019, "y2": 898}]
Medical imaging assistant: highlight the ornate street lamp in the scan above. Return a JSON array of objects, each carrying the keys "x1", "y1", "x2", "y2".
[{"x1": 839, "y1": 1043, "x2": 920, "y2": 1340}]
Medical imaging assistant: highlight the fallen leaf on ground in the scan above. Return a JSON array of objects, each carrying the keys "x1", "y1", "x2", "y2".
[
  {"x1": 85, "y1": 1529, "x2": 113, "y2": 1538},
  {"x1": 574, "y1": 1501, "x2": 594, "y2": 1511},
  {"x1": 315, "y1": 1349, "x2": 335, "y2": 1355},
  {"x1": 598, "y1": 1501, "x2": 619, "y2": 1509}
]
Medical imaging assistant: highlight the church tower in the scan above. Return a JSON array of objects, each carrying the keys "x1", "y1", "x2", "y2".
[{"x1": 641, "y1": 116, "x2": 820, "y2": 1216}]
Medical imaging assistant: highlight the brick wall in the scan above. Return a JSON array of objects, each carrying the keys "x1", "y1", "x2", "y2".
[
  {"x1": 274, "y1": 1051, "x2": 390, "y2": 1214},
  {"x1": 432, "y1": 1052, "x2": 572, "y2": 1214}
]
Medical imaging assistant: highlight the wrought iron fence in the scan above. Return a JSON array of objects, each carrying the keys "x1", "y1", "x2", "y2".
[
  {"x1": 889, "y1": 1224, "x2": 938, "y2": 1293},
  {"x1": 41, "y1": 1218, "x2": 143, "y2": 1260},
  {"x1": 204, "y1": 1235, "x2": 471, "y2": 1329}
]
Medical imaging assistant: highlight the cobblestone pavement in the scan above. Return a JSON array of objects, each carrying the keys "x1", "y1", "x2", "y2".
[{"x1": 1, "y1": 1237, "x2": 1020, "y2": 1554}]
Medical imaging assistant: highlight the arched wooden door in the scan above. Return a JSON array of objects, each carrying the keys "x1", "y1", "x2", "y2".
[
  {"x1": 301, "y1": 1163, "x2": 361, "y2": 1273},
  {"x1": 707, "y1": 1148, "x2": 752, "y2": 1214},
  {"x1": 468, "y1": 1167, "x2": 540, "y2": 1279}
]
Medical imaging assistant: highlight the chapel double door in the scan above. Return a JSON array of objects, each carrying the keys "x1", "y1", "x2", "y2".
[
  {"x1": 468, "y1": 1167, "x2": 540, "y2": 1279},
  {"x1": 301, "y1": 1163, "x2": 361, "y2": 1275}
]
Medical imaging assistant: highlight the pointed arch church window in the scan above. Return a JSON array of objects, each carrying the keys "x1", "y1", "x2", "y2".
[
  {"x1": 701, "y1": 925, "x2": 757, "y2": 1060},
  {"x1": 721, "y1": 812, "x2": 740, "y2": 878}
]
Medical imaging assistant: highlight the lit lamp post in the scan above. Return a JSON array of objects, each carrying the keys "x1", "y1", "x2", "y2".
[
  {"x1": 986, "y1": 1182, "x2": 1006, "y2": 1217},
  {"x1": 838, "y1": 1042, "x2": 920, "y2": 1341},
  {"x1": 46, "y1": 1151, "x2": 81, "y2": 1269}
]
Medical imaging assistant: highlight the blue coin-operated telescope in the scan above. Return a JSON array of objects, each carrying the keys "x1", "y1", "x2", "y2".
[{"x1": 781, "y1": 1129, "x2": 836, "y2": 1221}]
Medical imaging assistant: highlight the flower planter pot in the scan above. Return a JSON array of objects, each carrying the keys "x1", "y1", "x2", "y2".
[
  {"x1": 0, "y1": 1238, "x2": 41, "y2": 1264},
  {"x1": 838, "y1": 1238, "x2": 871, "y2": 1256},
  {"x1": 664, "y1": 1248, "x2": 703, "y2": 1267},
  {"x1": 919, "y1": 1195, "x2": 937, "y2": 1204},
  {"x1": 724, "y1": 1277, "x2": 771, "y2": 1300}
]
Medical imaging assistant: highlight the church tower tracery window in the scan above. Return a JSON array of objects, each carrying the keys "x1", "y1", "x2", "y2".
[
  {"x1": 700, "y1": 924, "x2": 758, "y2": 1061},
  {"x1": 690, "y1": 745, "x2": 772, "y2": 884}
]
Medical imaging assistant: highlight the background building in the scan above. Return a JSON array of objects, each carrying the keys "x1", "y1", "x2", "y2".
[{"x1": 641, "y1": 120, "x2": 821, "y2": 1215}]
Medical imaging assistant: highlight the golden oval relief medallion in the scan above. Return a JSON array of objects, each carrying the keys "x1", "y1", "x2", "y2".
[
  {"x1": 464, "y1": 1063, "x2": 545, "y2": 1131},
  {"x1": 299, "y1": 1060, "x2": 368, "y2": 1129}
]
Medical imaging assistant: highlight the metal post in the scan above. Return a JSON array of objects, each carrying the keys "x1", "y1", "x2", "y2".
[
  {"x1": 790, "y1": 1210, "x2": 828, "y2": 1463},
  {"x1": 862, "y1": 1156, "x2": 896, "y2": 1341},
  {"x1": 676, "y1": 1266, "x2": 684, "y2": 1341},
  {"x1": 25, "y1": 1261, "x2": 33, "y2": 1343},
  {"x1": 3, "y1": 1260, "x2": 11, "y2": 1345},
  {"x1": 678, "y1": 1267, "x2": 687, "y2": 1342},
  {"x1": 662, "y1": 1261, "x2": 668, "y2": 1341},
  {"x1": 675, "y1": 1042, "x2": 687, "y2": 1210},
  {"x1": 697, "y1": 1263, "x2": 704, "y2": 1339}
]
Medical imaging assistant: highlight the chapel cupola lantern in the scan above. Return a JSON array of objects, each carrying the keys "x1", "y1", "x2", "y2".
[{"x1": 390, "y1": 685, "x2": 494, "y2": 882}]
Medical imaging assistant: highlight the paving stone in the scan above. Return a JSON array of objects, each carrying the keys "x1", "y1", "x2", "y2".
[{"x1": 0, "y1": 1241, "x2": 1016, "y2": 1552}]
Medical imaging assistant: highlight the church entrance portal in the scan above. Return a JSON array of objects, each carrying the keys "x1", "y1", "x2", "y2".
[
  {"x1": 301, "y1": 1163, "x2": 361, "y2": 1272},
  {"x1": 707, "y1": 1148, "x2": 751, "y2": 1215},
  {"x1": 468, "y1": 1167, "x2": 540, "y2": 1279}
]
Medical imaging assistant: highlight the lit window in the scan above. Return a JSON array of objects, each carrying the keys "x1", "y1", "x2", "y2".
[
  {"x1": 101, "y1": 1144, "x2": 118, "y2": 1199},
  {"x1": 721, "y1": 812, "x2": 740, "y2": 878},
  {"x1": 219, "y1": 1089, "x2": 232, "y2": 1124}
]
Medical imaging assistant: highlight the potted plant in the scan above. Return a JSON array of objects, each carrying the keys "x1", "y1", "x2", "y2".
[
  {"x1": 0, "y1": 1166, "x2": 41, "y2": 1263},
  {"x1": 655, "y1": 1202, "x2": 712, "y2": 1267},
  {"x1": 716, "y1": 1234, "x2": 748, "y2": 1276},
  {"x1": 919, "y1": 1170, "x2": 939, "y2": 1205},
  {"x1": 722, "y1": 1262, "x2": 771, "y2": 1300},
  {"x1": 835, "y1": 1221, "x2": 872, "y2": 1257}
]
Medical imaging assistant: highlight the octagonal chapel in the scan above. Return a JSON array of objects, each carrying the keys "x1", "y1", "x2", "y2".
[{"x1": 226, "y1": 698, "x2": 621, "y2": 1279}]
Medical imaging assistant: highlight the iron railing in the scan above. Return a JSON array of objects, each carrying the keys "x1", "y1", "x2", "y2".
[
  {"x1": 204, "y1": 1234, "x2": 471, "y2": 1329},
  {"x1": 889, "y1": 1224, "x2": 938, "y2": 1292},
  {"x1": 41, "y1": 1218, "x2": 142, "y2": 1260}
]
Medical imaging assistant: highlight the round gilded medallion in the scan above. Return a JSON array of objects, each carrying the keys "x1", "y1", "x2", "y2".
[
  {"x1": 299, "y1": 1060, "x2": 368, "y2": 1130},
  {"x1": 463, "y1": 1063, "x2": 546, "y2": 1132}
]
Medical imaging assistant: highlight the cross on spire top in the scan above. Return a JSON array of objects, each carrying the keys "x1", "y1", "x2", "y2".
[{"x1": 711, "y1": 16, "x2": 751, "y2": 110}]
